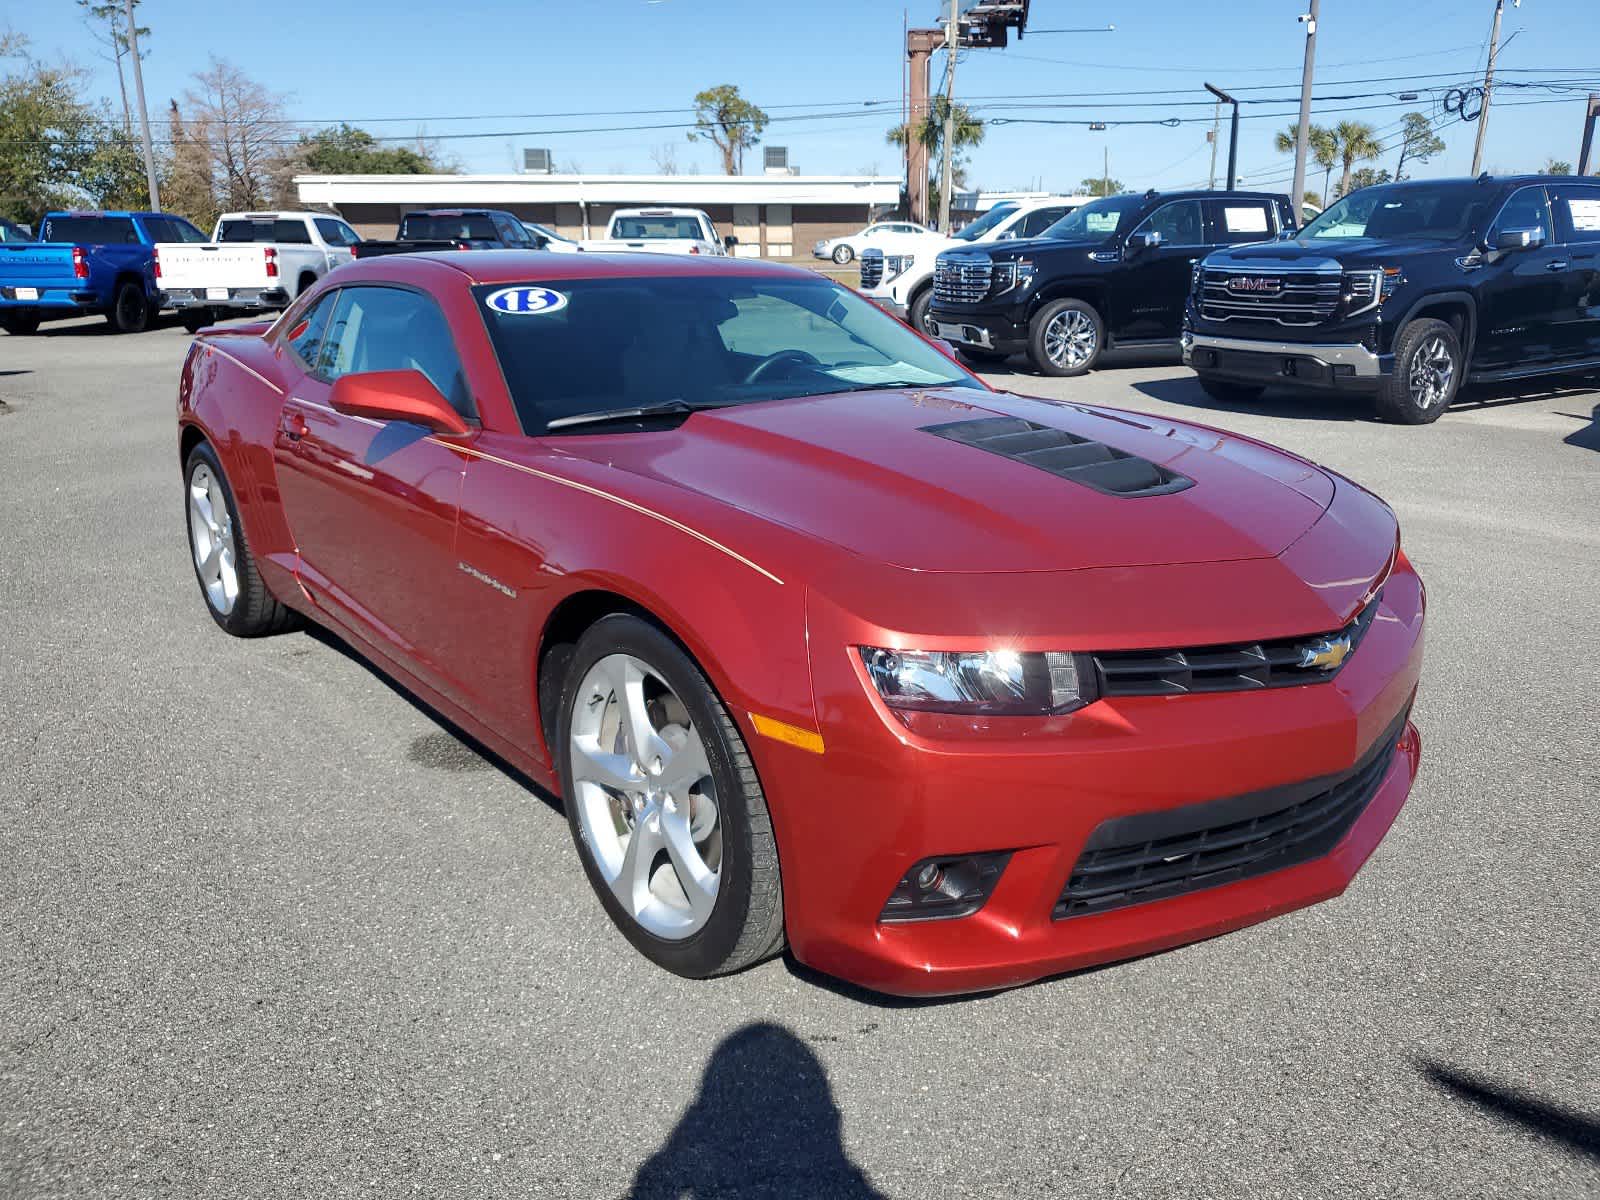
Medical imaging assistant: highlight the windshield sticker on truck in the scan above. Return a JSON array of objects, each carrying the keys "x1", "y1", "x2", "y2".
[
  {"x1": 1223, "y1": 206, "x2": 1269, "y2": 233},
  {"x1": 485, "y1": 286, "x2": 568, "y2": 316},
  {"x1": 1567, "y1": 199, "x2": 1600, "y2": 232}
]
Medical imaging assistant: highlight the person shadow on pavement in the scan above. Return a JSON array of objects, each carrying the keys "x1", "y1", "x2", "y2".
[{"x1": 628, "y1": 1021, "x2": 888, "y2": 1200}]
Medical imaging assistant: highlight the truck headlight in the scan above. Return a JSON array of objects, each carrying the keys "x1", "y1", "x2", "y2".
[
  {"x1": 992, "y1": 258, "x2": 1036, "y2": 294},
  {"x1": 884, "y1": 254, "x2": 915, "y2": 282},
  {"x1": 859, "y1": 647, "x2": 1095, "y2": 715},
  {"x1": 1345, "y1": 267, "x2": 1403, "y2": 316}
]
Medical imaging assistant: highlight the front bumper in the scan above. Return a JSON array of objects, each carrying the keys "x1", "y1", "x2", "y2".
[
  {"x1": 1184, "y1": 331, "x2": 1393, "y2": 391},
  {"x1": 166, "y1": 287, "x2": 290, "y2": 312},
  {"x1": 762, "y1": 545, "x2": 1425, "y2": 998},
  {"x1": 927, "y1": 304, "x2": 1029, "y2": 354}
]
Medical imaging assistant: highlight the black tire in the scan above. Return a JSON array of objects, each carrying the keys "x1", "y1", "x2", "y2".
[
  {"x1": 907, "y1": 286, "x2": 934, "y2": 335},
  {"x1": 1375, "y1": 317, "x2": 1461, "y2": 425},
  {"x1": 956, "y1": 346, "x2": 1010, "y2": 366},
  {"x1": 1196, "y1": 375, "x2": 1266, "y2": 405},
  {"x1": 183, "y1": 441, "x2": 300, "y2": 637},
  {"x1": 557, "y1": 614, "x2": 785, "y2": 979},
  {"x1": 106, "y1": 281, "x2": 149, "y2": 333},
  {"x1": 831, "y1": 244, "x2": 854, "y2": 265},
  {"x1": 181, "y1": 309, "x2": 213, "y2": 335},
  {"x1": 1, "y1": 310, "x2": 41, "y2": 335},
  {"x1": 296, "y1": 272, "x2": 317, "y2": 298},
  {"x1": 1027, "y1": 297, "x2": 1104, "y2": 377}
]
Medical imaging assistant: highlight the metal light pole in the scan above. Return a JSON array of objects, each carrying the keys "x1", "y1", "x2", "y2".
[
  {"x1": 1580, "y1": 93, "x2": 1600, "y2": 175},
  {"x1": 937, "y1": 0, "x2": 959, "y2": 233},
  {"x1": 1205, "y1": 84, "x2": 1240, "y2": 191},
  {"x1": 1471, "y1": 0, "x2": 1507, "y2": 176},
  {"x1": 125, "y1": 0, "x2": 160, "y2": 211},
  {"x1": 1291, "y1": 1, "x2": 1320, "y2": 215}
]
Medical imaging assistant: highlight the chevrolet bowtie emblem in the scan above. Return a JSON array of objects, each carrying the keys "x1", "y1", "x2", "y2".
[{"x1": 1298, "y1": 633, "x2": 1353, "y2": 671}]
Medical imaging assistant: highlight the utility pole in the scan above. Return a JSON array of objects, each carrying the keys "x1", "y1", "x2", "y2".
[
  {"x1": 1580, "y1": 93, "x2": 1600, "y2": 175},
  {"x1": 1291, "y1": 0, "x2": 1320, "y2": 215},
  {"x1": 937, "y1": 0, "x2": 959, "y2": 233},
  {"x1": 1204, "y1": 84, "x2": 1240, "y2": 191},
  {"x1": 125, "y1": 0, "x2": 160, "y2": 211},
  {"x1": 1207, "y1": 100, "x2": 1221, "y2": 189},
  {"x1": 1103, "y1": 145, "x2": 1110, "y2": 196},
  {"x1": 1471, "y1": 0, "x2": 1506, "y2": 176}
]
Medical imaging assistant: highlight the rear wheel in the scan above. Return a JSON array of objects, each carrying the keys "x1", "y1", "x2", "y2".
[
  {"x1": 1195, "y1": 375, "x2": 1266, "y2": 405},
  {"x1": 183, "y1": 441, "x2": 299, "y2": 637},
  {"x1": 831, "y1": 244, "x2": 854, "y2": 265},
  {"x1": 1028, "y1": 298, "x2": 1103, "y2": 377},
  {"x1": 106, "y1": 281, "x2": 149, "y2": 333},
  {"x1": 1375, "y1": 317, "x2": 1460, "y2": 425},
  {"x1": 1, "y1": 310, "x2": 41, "y2": 335},
  {"x1": 557, "y1": 614, "x2": 785, "y2": 979},
  {"x1": 181, "y1": 308, "x2": 214, "y2": 334}
]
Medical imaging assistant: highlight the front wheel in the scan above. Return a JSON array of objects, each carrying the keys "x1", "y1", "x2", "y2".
[
  {"x1": 558, "y1": 614, "x2": 785, "y2": 979},
  {"x1": 1, "y1": 310, "x2": 41, "y2": 335},
  {"x1": 106, "y1": 281, "x2": 149, "y2": 333},
  {"x1": 1028, "y1": 298, "x2": 1103, "y2": 377},
  {"x1": 1195, "y1": 375, "x2": 1266, "y2": 405},
  {"x1": 831, "y1": 244, "x2": 854, "y2": 265},
  {"x1": 1375, "y1": 318, "x2": 1461, "y2": 424}
]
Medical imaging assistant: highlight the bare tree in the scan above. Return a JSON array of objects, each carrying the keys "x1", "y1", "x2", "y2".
[
  {"x1": 77, "y1": 0, "x2": 148, "y2": 135},
  {"x1": 649, "y1": 142, "x2": 680, "y2": 175},
  {"x1": 165, "y1": 99, "x2": 217, "y2": 228},
  {"x1": 182, "y1": 58, "x2": 289, "y2": 212}
]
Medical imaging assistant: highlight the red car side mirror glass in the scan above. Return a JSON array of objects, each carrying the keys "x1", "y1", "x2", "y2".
[{"x1": 329, "y1": 369, "x2": 471, "y2": 437}]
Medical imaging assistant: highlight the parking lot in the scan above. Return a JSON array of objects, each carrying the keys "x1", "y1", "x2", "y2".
[{"x1": 2, "y1": 316, "x2": 1596, "y2": 1198}]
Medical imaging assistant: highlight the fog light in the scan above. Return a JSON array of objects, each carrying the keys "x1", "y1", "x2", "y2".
[{"x1": 879, "y1": 852, "x2": 1010, "y2": 923}]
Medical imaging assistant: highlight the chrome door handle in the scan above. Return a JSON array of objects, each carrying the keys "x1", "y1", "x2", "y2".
[{"x1": 1547, "y1": 260, "x2": 1570, "y2": 271}]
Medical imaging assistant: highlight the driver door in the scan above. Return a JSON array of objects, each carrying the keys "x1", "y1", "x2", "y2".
[
  {"x1": 272, "y1": 284, "x2": 476, "y2": 703},
  {"x1": 1114, "y1": 199, "x2": 1207, "y2": 341}
]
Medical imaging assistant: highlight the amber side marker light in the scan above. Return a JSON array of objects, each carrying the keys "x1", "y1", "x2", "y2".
[{"x1": 749, "y1": 713, "x2": 826, "y2": 755}]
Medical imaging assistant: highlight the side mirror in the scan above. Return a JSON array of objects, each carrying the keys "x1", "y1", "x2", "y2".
[
  {"x1": 330, "y1": 369, "x2": 470, "y2": 436},
  {"x1": 724, "y1": 235, "x2": 739, "y2": 251},
  {"x1": 1127, "y1": 230, "x2": 1162, "y2": 252},
  {"x1": 1492, "y1": 227, "x2": 1544, "y2": 252},
  {"x1": 1277, "y1": 227, "x2": 1298, "y2": 241},
  {"x1": 996, "y1": 229, "x2": 1017, "y2": 240}
]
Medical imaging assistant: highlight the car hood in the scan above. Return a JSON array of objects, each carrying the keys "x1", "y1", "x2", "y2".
[
  {"x1": 566, "y1": 388, "x2": 1336, "y2": 574},
  {"x1": 1208, "y1": 237, "x2": 1458, "y2": 270}
]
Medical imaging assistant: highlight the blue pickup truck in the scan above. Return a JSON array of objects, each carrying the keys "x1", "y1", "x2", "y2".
[{"x1": 0, "y1": 210, "x2": 208, "y2": 335}]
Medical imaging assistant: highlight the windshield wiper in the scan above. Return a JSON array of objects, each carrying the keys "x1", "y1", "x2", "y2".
[{"x1": 544, "y1": 399, "x2": 723, "y2": 432}]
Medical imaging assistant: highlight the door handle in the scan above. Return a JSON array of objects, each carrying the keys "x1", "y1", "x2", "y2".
[
  {"x1": 1546, "y1": 260, "x2": 1570, "y2": 271},
  {"x1": 280, "y1": 410, "x2": 308, "y2": 441}
]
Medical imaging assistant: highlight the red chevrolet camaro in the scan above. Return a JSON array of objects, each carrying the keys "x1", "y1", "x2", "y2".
[{"x1": 177, "y1": 251, "x2": 1424, "y2": 997}]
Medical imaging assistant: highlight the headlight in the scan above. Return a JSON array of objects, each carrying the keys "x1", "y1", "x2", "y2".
[
  {"x1": 1191, "y1": 260, "x2": 1203, "y2": 291},
  {"x1": 884, "y1": 253, "x2": 915, "y2": 281},
  {"x1": 859, "y1": 647, "x2": 1095, "y2": 715},
  {"x1": 1345, "y1": 267, "x2": 1403, "y2": 315},
  {"x1": 992, "y1": 258, "x2": 1035, "y2": 294}
]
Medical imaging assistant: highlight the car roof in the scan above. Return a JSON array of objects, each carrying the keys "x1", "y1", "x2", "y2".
[{"x1": 340, "y1": 249, "x2": 814, "y2": 286}]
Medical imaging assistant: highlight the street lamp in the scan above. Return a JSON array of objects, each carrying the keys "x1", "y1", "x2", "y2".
[{"x1": 1204, "y1": 83, "x2": 1240, "y2": 191}]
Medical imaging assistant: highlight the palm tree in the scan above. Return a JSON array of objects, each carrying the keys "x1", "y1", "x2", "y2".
[
  {"x1": 1274, "y1": 123, "x2": 1339, "y2": 206},
  {"x1": 1333, "y1": 120, "x2": 1384, "y2": 201},
  {"x1": 888, "y1": 97, "x2": 985, "y2": 217}
]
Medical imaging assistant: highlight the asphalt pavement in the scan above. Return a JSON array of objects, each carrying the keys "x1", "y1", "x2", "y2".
[{"x1": 2, "y1": 315, "x2": 1597, "y2": 1199}]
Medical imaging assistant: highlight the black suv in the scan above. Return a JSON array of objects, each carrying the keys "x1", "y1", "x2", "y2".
[
  {"x1": 926, "y1": 189, "x2": 1296, "y2": 376},
  {"x1": 1184, "y1": 175, "x2": 1600, "y2": 424}
]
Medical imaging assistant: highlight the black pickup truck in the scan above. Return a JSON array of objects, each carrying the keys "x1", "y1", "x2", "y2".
[
  {"x1": 1184, "y1": 174, "x2": 1600, "y2": 423},
  {"x1": 353, "y1": 209, "x2": 546, "y2": 258},
  {"x1": 926, "y1": 189, "x2": 1296, "y2": 376}
]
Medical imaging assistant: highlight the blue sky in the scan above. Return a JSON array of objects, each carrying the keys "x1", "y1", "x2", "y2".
[{"x1": 10, "y1": 0, "x2": 1599, "y2": 194}]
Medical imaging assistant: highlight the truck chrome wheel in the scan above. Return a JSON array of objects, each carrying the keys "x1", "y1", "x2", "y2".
[
  {"x1": 1044, "y1": 308, "x2": 1097, "y2": 370},
  {"x1": 569, "y1": 653, "x2": 722, "y2": 940},
  {"x1": 1407, "y1": 334, "x2": 1455, "y2": 410},
  {"x1": 187, "y1": 462, "x2": 239, "y2": 615}
]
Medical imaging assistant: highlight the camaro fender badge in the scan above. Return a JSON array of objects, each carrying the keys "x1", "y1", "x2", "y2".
[
  {"x1": 457, "y1": 561, "x2": 517, "y2": 598},
  {"x1": 484, "y1": 286, "x2": 568, "y2": 316},
  {"x1": 1298, "y1": 633, "x2": 1353, "y2": 671}
]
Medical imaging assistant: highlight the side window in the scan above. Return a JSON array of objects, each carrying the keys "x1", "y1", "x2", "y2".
[
  {"x1": 273, "y1": 219, "x2": 313, "y2": 245},
  {"x1": 285, "y1": 291, "x2": 338, "y2": 372},
  {"x1": 1205, "y1": 200, "x2": 1274, "y2": 245},
  {"x1": 313, "y1": 218, "x2": 359, "y2": 247},
  {"x1": 1550, "y1": 185, "x2": 1600, "y2": 245},
  {"x1": 321, "y1": 286, "x2": 475, "y2": 419},
  {"x1": 493, "y1": 217, "x2": 523, "y2": 245},
  {"x1": 1137, "y1": 200, "x2": 1205, "y2": 246},
  {"x1": 1490, "y1": 187, "x2": 1553, "y2": 243}
]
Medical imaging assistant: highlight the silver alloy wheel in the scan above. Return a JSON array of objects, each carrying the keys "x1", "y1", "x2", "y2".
[
  {"x1": 187, "y1": 463, "x2": 239, "y2": 615},
  {"x1": 1408, "y1": 334, "x2": 1455, "y2": 410},
  {"x1": 1044, "y1": 308, "x2": 1098, "y2": 370},
  {"x1": 569, "y1": 653, "x2": 721, "y2": 940}
]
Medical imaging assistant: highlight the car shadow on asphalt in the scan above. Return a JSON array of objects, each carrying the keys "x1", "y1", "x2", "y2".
[
  {"x1": 1561, "y1": 402, "x2": 1600, "y2": 451},
  {"x1": 299, "y1": 623, "x2": 564, "y2": 815},
  {"x1": 1419, "y1": 1060, "x2": 1600, "y2": 1161},
  {"x1": 627, "y1": 1022, "x2": 888, "y2": 1199}
]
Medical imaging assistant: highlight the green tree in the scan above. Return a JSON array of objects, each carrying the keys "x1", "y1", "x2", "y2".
[
  {"x1": 887, "y1": 97, "x2": 985, "y2": 213},
  {"x1": 1332, "y1": 120, "x2": 1383, "y2": 200},
  {"x1": 296, "y1": 123, "x2": 437, "y2": 175},
  {"x1": 1275, "y1": 122, "x2": 1339, "y2": 206},
  {"x1": 1540, "y1": 158, "x2": 1573, "y2": 175},
  {"x1": 1078, "y1": 175, "x2": 1125, "y2": 198},
  {"x1": 1348, "y1": 166, "x2": 1393, "y2": 192},
  {"x1": 1392, "y1": 113, "x2": 1445, "y2": 181},
  {"x1": 687, "y1": 85, "x2": 768, "y2": 175}
]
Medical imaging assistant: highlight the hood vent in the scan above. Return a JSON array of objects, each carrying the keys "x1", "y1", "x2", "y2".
[{"x1": 922, "y1": 416, "x2": 1194, "y2": 498}]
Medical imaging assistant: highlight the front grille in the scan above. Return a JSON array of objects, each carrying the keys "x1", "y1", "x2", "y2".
[
  {"x1": 1092, "y1": 593, "x2": 1380, "y2": 695},
  {"x1": 1054, "y1": 707, "x2": 1409, "y2": 919},
  {"x1": 922, "y1": 416, "x2": 1194, "y2": 498},
  {"x1": 1199, "y1": 268, "x2": 1342, "y2": 326},
  {"x1": 858, "y1": 251, "x2": 883, "y2": 289},
  {"x1": 934, "y1": 257, "x2": 993, "y2": 305}
]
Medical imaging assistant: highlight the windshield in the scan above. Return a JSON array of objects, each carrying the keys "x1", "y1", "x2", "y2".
[
  {"x1": 1037, "y1": 195, "x2": 1145, "y2": 241},
  {"x1": 1299, "y1": 183, "x2": 1497, "y2": 241},
  {"x1": 953, "y1": 204, "x2": 1019, "y2": 241},
  {"x1": 475, "y1": 274, "x2": 981, "y2": 434},
  {"x1": 399, "y1": 214, "x2": 499, "y2": 241},
  {"x1": 610, "y1": 216, "x2": 705, "y2": 240},
  {"x1": 41, "y1": 216, "x2": 139, "y2": 245}
]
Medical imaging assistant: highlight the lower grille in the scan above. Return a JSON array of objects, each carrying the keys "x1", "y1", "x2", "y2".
[
  {"x1": 1055, "y1": 708, "x2": 1409, "y2": 919},
  {"x1": 858, "y1": 251, "x2": 883, "y2": 289},
  {"x1": 1199, "y1": 268, "x2": 1342, "y2": 326},
  {"x1": 934, "y1": 257, "x2": 992, "y2": 305}
]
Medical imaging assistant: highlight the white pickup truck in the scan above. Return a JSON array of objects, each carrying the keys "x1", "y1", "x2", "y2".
[
  {"x1": 580, "y1": 208, "x2": 733, "y2": 256},
  {"x1": 156, "y1": 211, "x2": 362, "y2": 331}
]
